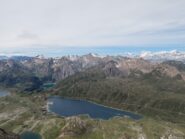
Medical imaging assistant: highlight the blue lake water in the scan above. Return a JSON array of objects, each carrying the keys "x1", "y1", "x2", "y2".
[
  {"x1": 48, "y1": 96, "x2": 142, "y2": 120},
  {"x1": 0, "y1": 90, "x2": 10, "y2": 97},
  {"x1": 20, "y1": 132, "x2": 41, "y2": 139}
]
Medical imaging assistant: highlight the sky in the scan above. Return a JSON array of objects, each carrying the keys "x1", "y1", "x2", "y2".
[{"x1": 0, "y1": 0, "x2": 185, "y2": 56}]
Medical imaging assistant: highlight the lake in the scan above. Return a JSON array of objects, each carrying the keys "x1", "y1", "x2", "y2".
[
  {"x1": 0, "y1": 90, "x2": 10, "y2": 97},
  {"x1": 48, "y1": 96, "x2": 142, "y2": 120},
  {"x1": 21, "y1": 132, "x2": 41, "y2": 139}
]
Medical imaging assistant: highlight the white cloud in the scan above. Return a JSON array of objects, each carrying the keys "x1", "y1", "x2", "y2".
[
  {"x1": 17, "y1": 31, "x2": 39, "y2": 40},
  {"x1": 0, "y1": 0, "x2": 185, "y2": 48}
]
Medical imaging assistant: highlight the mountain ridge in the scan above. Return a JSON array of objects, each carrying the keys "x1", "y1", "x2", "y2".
[{"x1": 1, "y1": 53, "x2": 185, "y2": 92}]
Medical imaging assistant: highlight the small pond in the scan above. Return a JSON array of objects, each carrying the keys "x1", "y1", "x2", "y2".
[{"x1": 20, "y1": 131, "x2": 41, "y2": 139}]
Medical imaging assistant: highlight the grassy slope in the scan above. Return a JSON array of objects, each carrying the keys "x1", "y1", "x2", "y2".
[{"x1": 0, "y1": 93, "x2": 65, "y2": 139}]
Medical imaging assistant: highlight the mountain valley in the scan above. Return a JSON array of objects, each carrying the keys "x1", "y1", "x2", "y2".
[{"x1": 0, "y1": 54, "x2": 185, "y2": 139}]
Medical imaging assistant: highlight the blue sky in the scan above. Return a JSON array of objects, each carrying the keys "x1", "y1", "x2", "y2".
[{"x1": 0, "y1": 0, "x2": 185, "y2": 56}]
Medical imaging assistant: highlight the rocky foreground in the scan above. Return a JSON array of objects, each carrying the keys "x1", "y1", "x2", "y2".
[{"x1": 0, "y1": 128, "x2": 20, "y2": 139}]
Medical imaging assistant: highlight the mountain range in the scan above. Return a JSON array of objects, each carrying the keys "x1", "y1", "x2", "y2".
[
  {"x1": 1, "y1": 53, "x2": 185, "y2": 90},
  {"x1": 1, "y1": 50, "x2": 185, "y2": 61}
]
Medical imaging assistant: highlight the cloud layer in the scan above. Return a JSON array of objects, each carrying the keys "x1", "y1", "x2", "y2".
[{"x1": 0, "y1": 0, "x2": 185, "y2": 48}]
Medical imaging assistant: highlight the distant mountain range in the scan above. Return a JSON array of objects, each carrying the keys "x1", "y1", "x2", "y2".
[
  {"x1": 139, "y1": 50, "x2": 185, "y2": 62},
  {"x1": 1, "y1": 50, "x2": 185, "y2": 62},
  {"x1": 0, "y1": 52, "x2": 185, "y2": 91}
]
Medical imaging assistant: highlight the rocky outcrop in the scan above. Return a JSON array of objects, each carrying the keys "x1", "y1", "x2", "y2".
[
  {"x1": 0, "y1": 128, "x2": 20, "y2": 139},
  {"x1": 103, "y1": 60, "x2": 122, "y2": 76},
  {"x1": 160, "y1": 130, "x2": 185, "y2": 139},
  {"x1": 59, "y1": 117, "x2": 92, "y2": 138}
]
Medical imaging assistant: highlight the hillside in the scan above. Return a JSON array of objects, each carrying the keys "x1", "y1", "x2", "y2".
[{"x1": 52, "y1": 63, "x2": 185, "y2": 123}]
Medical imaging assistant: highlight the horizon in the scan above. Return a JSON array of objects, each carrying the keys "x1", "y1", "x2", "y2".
[{"x1": 1, "y1": 46, "x2": 185, "y2": 57}]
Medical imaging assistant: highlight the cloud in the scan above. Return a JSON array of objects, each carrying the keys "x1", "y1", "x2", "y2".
[
  {"x1": 0, "y1": 0, "x2": 185, "y2": 48},
  {"x1": 17, "y1": 31, "x2": 39, "y2": 40}
]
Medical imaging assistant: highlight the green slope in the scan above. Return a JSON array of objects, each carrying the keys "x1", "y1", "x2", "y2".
[{"x1": 53, "y1": 68, "x2": 185, "y2": 123}]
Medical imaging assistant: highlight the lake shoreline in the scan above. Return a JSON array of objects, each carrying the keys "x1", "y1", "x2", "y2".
[
  {"x1": 47, "y1": 96, "x2": 143, "y2": 120},
  {"x1": 54, "y1": 96, "x2": 142, "y2": 117}
]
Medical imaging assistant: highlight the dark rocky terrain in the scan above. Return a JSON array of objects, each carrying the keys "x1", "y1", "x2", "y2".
[{"x1": 0, "y1": 128, "x2": 20, "y2": 139}]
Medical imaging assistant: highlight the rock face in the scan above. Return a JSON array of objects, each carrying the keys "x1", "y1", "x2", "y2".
[
  {"x1": 0, "y1": 128, "x2": 20, "y2": 139},
  {"x1": 103, "y1": 60, "x2": 121, "y2": 76},
  {"x1": 160, "y1": 130, "x2": 185, "y2": 139}
]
